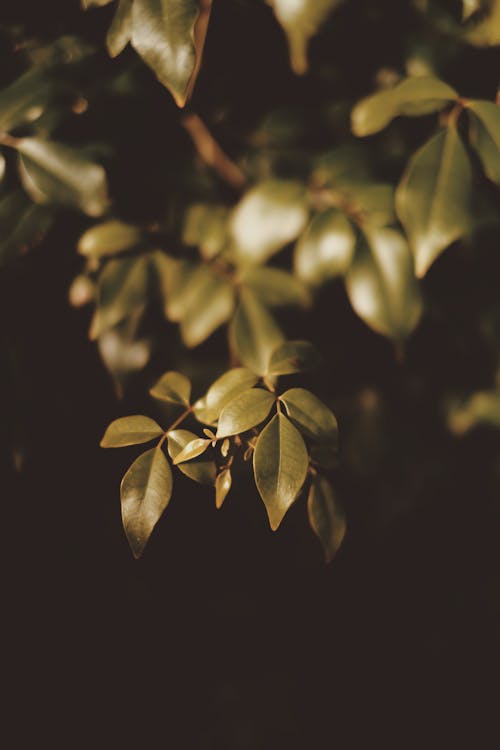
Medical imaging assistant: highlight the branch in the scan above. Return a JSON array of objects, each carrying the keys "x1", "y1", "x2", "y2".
[{"x1": 181, "y1": 112, "x2": 246, "y2": 190}]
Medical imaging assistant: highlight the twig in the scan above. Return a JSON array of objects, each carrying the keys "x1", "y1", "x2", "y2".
[{"x1": 181, "y1": 112, "x2": 246, "y2": 190}]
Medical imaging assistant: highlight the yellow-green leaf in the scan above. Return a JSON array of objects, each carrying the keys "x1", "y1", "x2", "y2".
[
  {"x1": 280, "y1": 388, "x2": 338, "y2": 444},
  {"x1": 101, "y1": 415, "x2": 164, "y2": 447},
  {"x1": 173, "y1": 437, "x2": 210, "y2": 464},
  {"x1": 396, "y1": 126, "x2": 473, "y2": 278},
  {"x1": 120, "y1": 446, "x2": 173, "y2": 558},
  {"x1": 216, "y1": 388, "x2": 275, "y2": 438},
  {"x1": 193, "y1": 368, "x2": 259, "y2": 424},
  {"x1": 182, "y1": 203, "x2": 229, "y2": 259},
  {"x1": 215, "y1": 468, "x2": 232, "y2": 509},
  {"x1": 462, "y1": 0, "x2": 482, "y2": 20},
  {"x1": 465, "y1": 0, "x2": 500, "y2": 45},
  {"x1": 90, "y1": 256, "x2": 149, "y2": 339},
  {"x1": 307, "y1": 476, "x2": 346, "y2": 563},
  {"x1": 78, "y1": 220, "x2": 141, "y2": 258},
  {"x1": 180, "y1": 274, "x2": 234, "y2": 348},
  {"x1": 240, "y1": 266, "x2": 310, "y2": 308},
  {"x1": 107, "y1": 0, "x2": 133, "y2": 57},
  {"x1": 253, "y1": 413, "x2": 309, "y2": 530},
  {"x1": 268, "y1": 340, "x2": 322, "y2": 376},
  {"x1": 229, "y1": 289, "x2": 285, "y2": 376},
  {"x1": 150, "y1": 371, "x2": 191, "y2": 405},
  {"x1": 467, "y1": 100, "x2": 500, "y2": 185},
  {"x1": 294, "y1": 209, "x2": 356, "y2": 285},
  {"x1": 167, "y1": 429, "x2": 216, "y2": 484}
]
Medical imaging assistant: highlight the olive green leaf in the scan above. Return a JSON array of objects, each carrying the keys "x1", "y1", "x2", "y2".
[
  {"x1": 345, "y1": 227, "x2": 422, "y2": 340},
  {"x1": 268, "y1": 340, "x2": 322, "y2": 376},
  {"x1": 0, "y1": 64, "x2": 61, "y2": 133},
  {"x1": 240, "y1": 266, "x2": 311, "y2": 308},
  {"x1": 78, "y1": 220, "x2": 142, "y2": 258},
  {"x1": 294, "y1": 209, "x2": 356, "y2": 285},
  {"x1": 347, "y1": 183, "x2": 396, "y2": 228},
  {"x1": 229, "y1": 290, "x2": 285, "y2": 376},
  {"x1": 0, "y1": 191, "x2": 53, "y2": 267},
  {"x1": 462, "y1": 0, "x2": 482, "y2": 20},
  {"x1": 253, "y1": 413, "x2": 309, "y2": 530},
  {"x1": 130, "y1": 0, "x2": 210, "y2": 107},
  {"x1": 280, "y1": 388, "x2": 338, "y2": 443},
  {"x1": 173, "y1": 437, "x2": 211, "y2": 464},
  {"x1": 230, "y1": 179, "x2": 310, "y2": 264},
  {"x1": 465, "y1": 0, "x2": 500, "y2": 45},
  {"x1": 90, "y1": 256, "x2": 150, "y2": 339},
  {"x1": 310, "y1": 443, "x2": 338, "y2": 470},
  {"x1": 193, "y1": 368, "x2": 259, "y2": 424},
  {"x1": 467, "y1": 100, "x2": 500, "y2": 185},
  {"x1": 180, "y1": 274, "x2": 234, "y2": 348},
  {"x1": 15, "y1": 138, "x2": 108, "y2": 217},
  {"x1": 150, "y1": 371, "x2": 191, "y2": 405},
  {"x1": 107, "y1": 0, "x2": 133, "y2": 57},
  {"x1": 120, "y1": 446, "x2": 173, "y2": 558},
  {"x1": 97, "y1": 310, "x2": 152, "y2": 395},
  {"x1": 307, "y1": 476, "x2": 346, "y2": 563},
  {"x1": 268, "y1": 0, "x2": 340, "y2": 74},
  {"x1": 183, "y1": 203, "x2": 229, "y2": 259},
  {"x1": 215, "y1": 468, "x2": 232, "y2": 509},
  {"x1": 396, "y1": 126, "x2": 473, "y2": 278},
  {"x1": 448, "y1": 390, "x2": 500, "y2": 434},
  {"x1": 216, "y1": 388, "x2": 275, "y2": 438},
  {"x1": 167, "y1": 429, "x2": 216, "y2": 484},
  {"x1": 101, "y1": 415, "x2": 164, "y2": 447},
  {"x1": 351, "y1": 76, "x2": 458, "y2": 137}
]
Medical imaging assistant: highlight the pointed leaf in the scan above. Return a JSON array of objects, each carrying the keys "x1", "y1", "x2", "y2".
[
  {"x1": 167, "y1": 429, "x2": 216, "y2": 484},
  {"x1": 182, "y1": 203, "x2": 229, "y2": 259},
  {"x1": 101, "y1": 415, "x2": 163, "y2": 447},
  {"x1": 240, "y1": 266, "x2": 311, "y2": 308},
  {"x1": 216, "y1": 388, "x2": 275, "y2": 438},
  {"x1": 78, "y1": 220, "x2": 141, "y2": 258},
  {"x1": 193, "y1": 368, "x2": 259, "y2": 424},
  {"x1": 396, "y1": 126, "x2": 473, "y2": 278},
  {"x1": 269, "y1": 0, "x2": 339, "y2": 74},
  {"x1": 280, "y1": 388, "x2": 338, "y2": 444},
  {"x1": 180, "y1": 275, "x2": 234, "y2": 348},
  {"x1": 173, "y1": 437, "x2": 210, "y2": 464},
  {"x1": 215, "y1": 468, "x2": 232, "y2": 509},
  {"x1": 90, "y1": 256, "x2": 150, "y2": 339},
  {"x1": 253, "y1": 413, "x2": 309, "y2": 530},
  {"x1": 462, "y1": 0, "x2": 481, "y2": 20},
  {"x1": 121, "y1": 446, "x2": 173, "y2": 558},
  {"x1": 294, "y1": 209, "x2": 356, "y2": 285},
  {"x1": 268, "y1": 340, "x2": 322, "y2": 376},
  {"x1": 107, "y1": 0, "x2": 133, "y2": 57},
  {"x1": 150, "y1": 371, "x2": 191, "y2": 405},
  {"x1": 307, "y1": 476, "x2": 346, "y2": 563},
  {"x1": 467, "y1": 100, "x2": 500, "y2": 185},
  {"x1": 229, "y1": 289, "x2": 285, "y2": 376}
]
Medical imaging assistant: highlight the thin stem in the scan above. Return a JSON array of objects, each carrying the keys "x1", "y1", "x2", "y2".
[
  {"x1": 158, "y1": 407, "x2": 193, "y2": 447},
  {"x1": 181, "y1": 112, "x2": 246, "y2": 190}
]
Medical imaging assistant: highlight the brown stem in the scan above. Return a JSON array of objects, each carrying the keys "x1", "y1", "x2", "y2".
[
  {"x1": 159, "y1": 407, "x2": 193, "y2": 447},
  {"x1": 181, "y1": 112, "x2": 246, "y2": 190}
]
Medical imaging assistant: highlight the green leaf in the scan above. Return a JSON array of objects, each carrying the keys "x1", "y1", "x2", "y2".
[
  {"x1": 294, "y1": 209, "x2": 356, "y2": 285},
  {"x1": 180, "y1": 274, "x2": 234, "y2": 348},
  {"x1": 167, "y1": 429, "x2": 216, "y2": 484},
  {"x1": 120, "y1": 446, "x2": 173, "y2": 558},
  {"x1": 182, "y1": 203, "x2": 229, "y2": 259},
  {"x1": 215, "y1": 468, "x2": 232, "y2": 509},
  {"x1": 150, "y1": 371, "x2": 191, "y2": 405},
  {"x1": 229, "y1": 289, "x2": 285, "y2": 376},
  {"x1": 216, "y1": 388, "x2": 275, "y2": 438},
  {"x1": 230, "y1": 179, "x2": 310, "y2": 264},
  {"x1": 107, "y1": 0, "x2": 133, "y2": 57},
  {"x1": 466, "y1": 0, "x2": 500, "y2": 45},
  {"x1": 0, "y1": 66, "x2": 60, "y2": 133},
  {"x1": 269, "y1": 0, "x2": 339, "y2": 74},
  {"x1": 240, "y1": 266, "x2": 311, "y2": 308},
  {"x1": 467, "y1": 100, "x2": 500, "y2": 185},
  {"x1": 347, "y1": 183, "x2": 396, "y2": 228},
  {"x1": 396, "y1": 126, "x2": 473, "y2": 278},
  {"x1": 280, "y1": 388, "x2": 338, "y2": 444},
  {"x1": 173, "y1": 437, "x2": 210, "y2": 464},
  {"x1": 0, "y1": 191, "x2": 53, "y2": 267},
  {"x1": 268, "y1": 340, "x2": 322, "y2": 376},
  {"x1": 345, "y1": 227, "x2": 422, "y2": 340},
  {"x1": 90, "y1": 256, "x2": 150, "y2": 339},
  {"x1": 462, "y1": 0, "x2": 482, "y2": 20},
  {"x1": 78, "y1": 220, "x2": 142, "y2": 258},
  {"x1": 101, "y1": 415, "x2": 164, "y2": 447},
  {"x1": 16, "y1": 138, "x2": 108, "y2": 217},
  {"x1": 97, "y1": 310, "x2": 152, "y2": 395},
  {"x1": 130, "y1": 0, "x2": 208, "y2": 107},
  {"x1": 351, "y1": 76, "x2": 458, "y2": 137},
  {"x1": 253, "y1": 413, "x2": 309, "y2": 530},
  {"x1": 448, "y1": 390, "x2": 500, "y2": 434},
  {"x1": 307, "y1": 476, "x2": 346, "y2": 563},
  {"x1": 193, "y1": 368, "x2": 259, "y2": 424}
]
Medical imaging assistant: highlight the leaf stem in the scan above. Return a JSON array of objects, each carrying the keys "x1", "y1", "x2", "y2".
[
  {"x1": 181, "y1": 112, "x2": 246, "y2": 190},
  {"x1": 159, "y1": 407, "x2": 193, "y2": 447}
]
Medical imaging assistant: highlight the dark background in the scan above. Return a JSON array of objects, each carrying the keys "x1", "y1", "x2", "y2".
[{"x1": 2, "y1": 1, "x2": 500, "y2": 746}]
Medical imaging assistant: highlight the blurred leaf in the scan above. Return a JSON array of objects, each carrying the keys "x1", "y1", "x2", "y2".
[
  {"x1": 107, "y1": 0, "x2": 133, "y2": 57},
  {"x1": 82, "y1": 0, "x2": 114, "y2": 7},
  {"x1": 396, "y1": 126, "x2": 473, "y2": 278},
  {"x1": 465, "y1": 0, "x2": 500, "y2": 45},
  {"x1": 150, "y1": 371, "x2": 191, "y2": 405},
  {"x1": 78, "y1": 220, "x2": 142, "y2": 258},
  {"x1": 91, "y1": 256, "x2": 150, "y2": 339},
  {"x1": 173, "y1": 437, "x2": 210, "y2": 464},
  {"x1": 280, "y1": 388, "x2": 338, "y2": 443},
  {"x1": 345, "y1": 227, "x2": 422, "y2": 340},
  {"x1": 101, "y1": 415, "x2": 163, "y2": 447},
  {"x1": 180, "y1": 273, "x2": 234, "y2": 348},
  {"x1": 0, "y1": 152, "x2": 6, "y2": 185},
  {"x1": 253, "y1": 413, "x2": 308, "y2": 530},
  {"x1": 462, "y1": 0, "x2": 482, "y2": 20},
  {"x1": 348, "y1": 183, "x2": 396, "y2": 228},
  {"x1": 167, "y1": 429, "x2": 216, "y2": 483},
  {"x1": 467, "y1": 100, "x2": 500, "y2": 185},
  {"x1": 352, "y1": 76, "x2": 458, "y2": 136},
  {"x1": 0, "y1": 191, "x2": 53, "y2": 267},
  {"x1": 215, "y1": 468, "x2": 232, "y2": 508},
  {"x1": 121, "y1": 446, "x2": 173, "y2": 558},
  {"x1": 240, "y1": 266, "x2": 311, "y2": 308},
  {"x1": 182, "y1": 203, "x2": 229, "y2": 259},
  {"x1": 97, "y1": 310, "x2": 152, "y2": 394},
  {"x1": 69, "y1": 274, "x2": 96, "y2": 307},
  {"x1": 16, "y1": 138, "x2": 108, "y2": 217},
  {"x1": 307, "y1": 476, "x2": 346, "y2": 562},
  {"x1": 193, "y1": 368, "x2": 259, "y2": 424},
  {"x1": 230, "y1": 179, "x2": 309, "y2": 265},
  {"x1": 310, "y1": 443, "x2": 338, "y2": 469},
  {"x1": 216, "y1": 388, "x2": 275, "y2": 438},
  {"x1": 229, "y1": 289, "x2": 285, "y2": 376},
  {"x1": 295, "y1": 209, "x2": 356, "y2": 285},
  {"x1": 0, "y1": 68, "x2": 59, "y2": 133},
  {"x1": 448, "y1": 390, "x2": 500, "y2": 434},
  {"x1": 268, "y1": 340, "x2": 322, "y2": 376}
]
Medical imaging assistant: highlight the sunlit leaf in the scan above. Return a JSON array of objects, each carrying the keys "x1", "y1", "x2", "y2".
[
  {"x1": 182, "y1": 203, "x2": 229, "y2": 259},
  {"x1": 101, "y1": 415, "x2": 164, "y2": 447},
  {"x1": 215, "y1": 468, "x2": 232, "y2": 508},
  {"x1": 253, "y1": 412, "x2": 309, "y2": 530},
  {"x1": 78, "y1": 220, "x2": 142, "y2": 258},
  {"x1": 465, "y1": 0, "x2": 500, "y2": 45},
  {"x1": 467, "y1": 100, "x2": 500, "y2": 185},
  {"x1": 167, "y1": 429, "x2": 216, "y2": 483},
  {"x1": 216, "y1": 388, "x2": 275, "y2": 438},
  {"x1": 180, "y1": 274, "x2": 234, "y2": 348},
  {"x1": 345, "y1": 227, "x2": 422, "y2": 340},
  {"x1": 173, "y1": 437, "x2": 210, "y2": 464},
  {"x1": 16, "y1": 138, "x2": 108, "y2": 217},
  {"x1": 240, "y1": 266, "x2": 310, "y2": 308},
  {"x1": 193, "y1": 368, "x2": 259, "y2": 424},
  {"x1": 307, "y1": 475, "x2": 346, "y2": 562},
  {"x1": 268, "y1": 340, "x2": 322, "y2": 376},
  {"x1": 229, "y1": 289, "x2": 285, "y2": 376},
  {"x1": 396, "y1": 126, "x2": 473, "y2": 278},
  {"x1": 462, "y1": 0, "x2": 482, "y2": 20},
  {"x1": 90, "y1": 256, "x2": 150, "y2": 339},
  {"x1": 351, "y1": 76, "x2": 458, "y2": 137},
  {"x1": 107, "y1": 0, "x2": 133, "y2": 57},
  {"x1": 280, "y1": 388, "x2": 338, "y2": 443},
  {"x1": 230, "y1": 179, "x2": 309, "y2": 265},
  {"x1": 121, "y1": 446, "x2": 172, "y2": 558},
  {"x1": 294, "y1": 209, "x2": 356, "y2": 285},
  {"x1": 150, "y1": 371, "x2": 191, "y2": 405}
]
